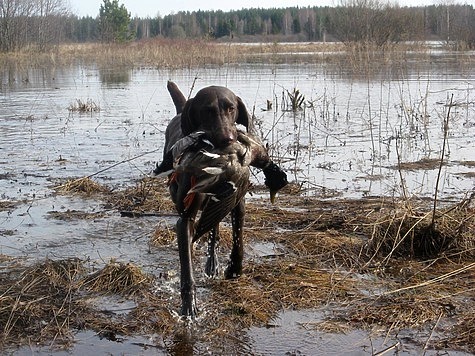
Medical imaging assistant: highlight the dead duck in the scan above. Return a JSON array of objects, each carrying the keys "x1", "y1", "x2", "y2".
[{"x1": 155, "y1": 130, "x2": 288, "y2": 240}]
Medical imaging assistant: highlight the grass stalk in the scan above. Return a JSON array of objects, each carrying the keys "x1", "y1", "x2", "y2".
[{"x1": 431, "y1": 94, "x2": 453, "y2": 229}]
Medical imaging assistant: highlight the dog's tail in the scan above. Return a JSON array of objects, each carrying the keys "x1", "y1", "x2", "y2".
[{"x1": 167, "y1": 81, "x2": 187, "y2": 115}]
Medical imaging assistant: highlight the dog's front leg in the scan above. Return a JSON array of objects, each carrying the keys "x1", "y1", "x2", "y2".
[
  {"x1": 174, "y1": 173, "x2": 201, "y2": 317},
  {"x1": 176, "y1": 214, "x2": 197, "y2": 317},
  {"x1": 225, "y1": 198, "x2": 245, "y2": 279}
]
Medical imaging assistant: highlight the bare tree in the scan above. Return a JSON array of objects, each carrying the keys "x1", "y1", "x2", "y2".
[
  {"x1": 441, "y1": 4, "x2": 475, "y2": 48},
  {"x1": 35, "y1": 0, "x2": 70, "y2": 49},
  {"x1": 1, "y1": 0, "x2": 34, "y2": 51},
  {"x1": 331, "y1": 0, "x2": 423, "y2": 47},
  {"x1": 0, "y1": 0, "x2": 69, "y2": 52}
]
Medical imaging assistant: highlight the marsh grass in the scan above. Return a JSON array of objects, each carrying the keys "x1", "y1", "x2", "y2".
[
  {"x1": 347, "y1": 293, "x2": 447, "y2": 329},
  {"x1": 368, "y1": 195, "x2": 475, "y2": 261},
  {"x1": 106, "y1": 177, "x2": 175, "y2": 214},
  {"x1": 0, "y1": 201, "x2": 18, "y2": 212},
  {"x1": 1, "y1": 184, "x2": 474, "y2": 352},
  {"x1": 0, "y1": 40, "x2": 428, "y2": 69},
  {"x1": 81, "y1": 261, "x2": 152, "y2": 298},
  {"x1": 54, "y1": 177, "x2": 110, "y2": 195},
  {"x1": 68, "y1": 99, "x2": 100, "y2": 113},
  {"x1": 150, "y1": 224, "x2": 177, "y2": 246},
  {"x1": 0, "y1": 259, "x2": 86, "y2": 348},
  {"x1": 392, "y1": 158, "x2": 443, "y2": 171},
  {"x1": 282, "y1": 87, "x2": 306, "y2": 111},
  {"x1": 52, "y1": 175, "x2": 172, "y2": 215},
  {"x1": 1, "y1": 40, "x2": 245, "y2": 68},
  {"x1": 46, "y1": 209, "x2": 105, "y2": 220}
]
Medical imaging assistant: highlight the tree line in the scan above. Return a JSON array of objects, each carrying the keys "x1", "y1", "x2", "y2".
[{"x1": 1, "y1": 0, "x2": 475, "y2": 52}]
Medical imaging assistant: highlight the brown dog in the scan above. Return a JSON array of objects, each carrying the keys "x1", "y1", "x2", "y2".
[{"x1": 156, "y1": 82, "x2": 287, "y2": 317}]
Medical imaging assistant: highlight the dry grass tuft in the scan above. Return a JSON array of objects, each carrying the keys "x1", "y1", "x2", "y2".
[
  {"x1": 348, "y1": 293, "x2": 447, "y2": 329},
  {"x1": 107, "y1": 177, "x2": 174, "y2": 214},
  {"x1": 46, "y1": 209, "x2": 105, "y2": 220},
  {"x1": 82, "y1": 261, "x2": 152, "y2": 298},
  {"x1": 208, "y1": 275, "x2": 276, "y2": 328},
  {"x1": 278, "y1": 230, "x2": 364, "y2": 268},
  {"x1": 0, "y1": 200, "x2": 18, "y2": 211},
  {"x1": 33, "y1": 258, "x2": 86, "y2": 286},
  {"x1": 54, "y1": 177, "x2": 110, "y2": 195},
  {"x1": 247, "y1": 259, "x2": 358, "y2": 309},
  {"x1": 368, "y1": 197, "x2": 475, "y2": 261},
  {"x1": 150, "y1": 224, "x2": 176, "y2": 246},
  {"x1": 53, "y1": 176, "x2": 174, "y2": 214},
  {"x1": 0, "y1": 258, "x2": 176, "y2": 348},
  {"x1": 206, "y1": 258, "x2": 360, "y2": 331},
  {"x1": 393, "y1": 158, "x2": 443, "y2": 171},
  {"x1": 0, "y1": 259, "x2": 86, "y2": 347}
]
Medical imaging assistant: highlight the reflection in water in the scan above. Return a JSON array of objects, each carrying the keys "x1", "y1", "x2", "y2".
[
  {"x1": 169, "y1": 327, "x2": 195, "y2": 355},
  {"x1": 1, "y1": 63, "x2": 59, "y2": 88},
  {"x1": 99, "y1": 66, "x2": 131, "y2": 85}
]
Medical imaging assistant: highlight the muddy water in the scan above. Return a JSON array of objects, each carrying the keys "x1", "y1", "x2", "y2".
[{"x1": 1, "y1": 53, "x2": 475, "y2": 354}]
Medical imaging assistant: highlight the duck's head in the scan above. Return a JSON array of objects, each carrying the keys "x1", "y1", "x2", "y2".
[{"x1": 263, "y1": 162, "x2": 288, "y2": 203}]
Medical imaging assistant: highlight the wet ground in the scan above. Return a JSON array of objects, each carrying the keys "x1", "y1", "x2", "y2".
[{"x1": 1, "y1": 51, "x2": 475, "y2": 354}]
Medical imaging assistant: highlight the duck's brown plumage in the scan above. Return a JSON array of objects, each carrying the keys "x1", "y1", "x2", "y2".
[
  {"x1": 159, "y1": 129, "x2": 287, "y2": 241},
  {"x1": 171, "y1": 131, "x2": 263, "y2": 241}
]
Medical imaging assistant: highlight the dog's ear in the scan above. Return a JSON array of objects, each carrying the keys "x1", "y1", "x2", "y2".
[
  {"x1": 236, "y1": 96, "x2": 250, "y2": 130},
  {"x1": 181, "y1": 98, "x2": 196, "y2": 136}
]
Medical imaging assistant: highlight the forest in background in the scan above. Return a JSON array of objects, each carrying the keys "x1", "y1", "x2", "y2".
[{"x1": 1, "y1": 0, "x2": 475, "y2": 52}]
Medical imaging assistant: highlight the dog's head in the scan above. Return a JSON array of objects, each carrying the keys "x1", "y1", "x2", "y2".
[{"x1": 181, "y1": 86, "x2": 250, "y2": 148}]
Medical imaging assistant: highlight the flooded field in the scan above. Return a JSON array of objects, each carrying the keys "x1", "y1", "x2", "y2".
[{"x1": 1, "y1": 49, "x2": 475, "y2": 355}]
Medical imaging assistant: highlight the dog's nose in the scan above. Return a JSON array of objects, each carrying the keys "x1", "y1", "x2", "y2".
[{"x1": 217, "y1": 133, "x2": 236, "y2": 147}]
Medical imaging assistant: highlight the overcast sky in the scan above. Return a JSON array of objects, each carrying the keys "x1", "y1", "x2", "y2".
[{"x1": 68, "y1": 0, "x2": 469, "y2": 18}]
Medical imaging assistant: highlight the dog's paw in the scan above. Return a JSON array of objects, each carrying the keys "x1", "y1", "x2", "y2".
[
  {"x1": 180, "y1": 291, "x2": 198, "y2": 318},
  {"x1": 224, "y1": 263, "x2": 242, "y2": 279}
]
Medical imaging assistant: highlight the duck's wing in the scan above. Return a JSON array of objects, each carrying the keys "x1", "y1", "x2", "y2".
[
  {"x1": 171, "y1": 131, "x2": 207, "y2": 162},
  {"x1": 192, "y1": 172, "x2": 250, "y2": 241}
]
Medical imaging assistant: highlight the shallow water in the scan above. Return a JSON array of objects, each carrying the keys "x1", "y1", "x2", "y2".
[
  {"x1": 2, "y1": 56, "x2": 474, "y2": 201},
  {"x1": 1, "y1": 52, "x2": 475, "y2": 354}
]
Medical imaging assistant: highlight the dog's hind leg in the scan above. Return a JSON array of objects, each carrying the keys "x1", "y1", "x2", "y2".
[
  {"x1": 205, "y1": 225, "x2": 220, "y2": 278},
  {"x1": 225, "y1": 199, "x2": 245, "y2": 279}
]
